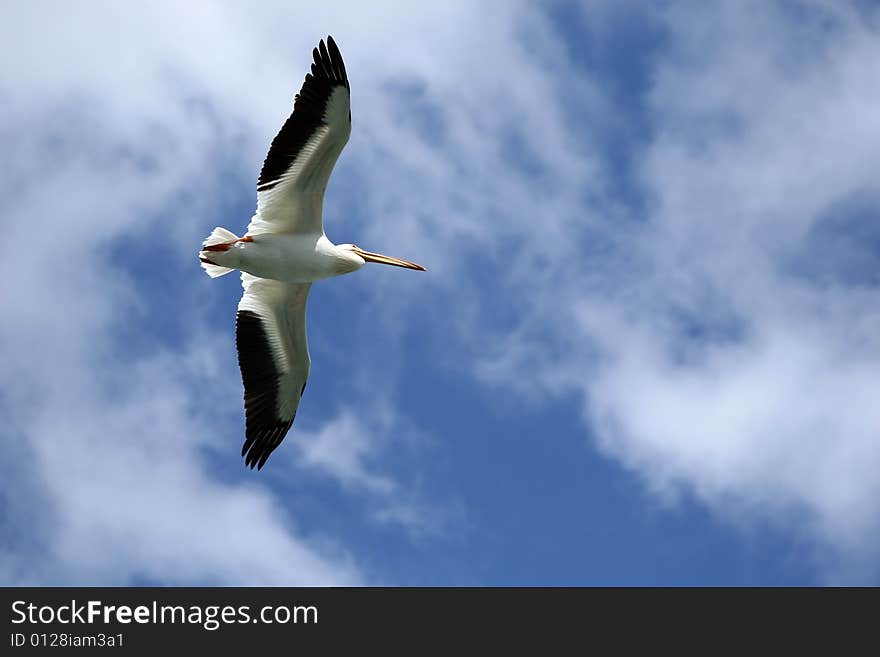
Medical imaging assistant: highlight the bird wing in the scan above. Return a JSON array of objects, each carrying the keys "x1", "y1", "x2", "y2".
[
  {"x1": 236, "y1": 274, "x2": 312, "y2": 469},
  {"x1": 247, "y1": 36, "x2": 351, "y2": 237}
]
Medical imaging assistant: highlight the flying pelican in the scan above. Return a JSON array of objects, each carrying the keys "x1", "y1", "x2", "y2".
[{"x1": 199, "y1": 36, "x2": 425, "y2": 470}]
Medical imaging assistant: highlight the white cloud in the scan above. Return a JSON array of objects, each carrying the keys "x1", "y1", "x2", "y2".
[
  {"x1": 1, "y1": 329, "x2": 362, "y2": 585},
  {"x1": 289, "y1": 410, "x2": 396, "y2": 496},
  {"x1": 474, "y1": 2, "x2": 880, "y2": 579}
]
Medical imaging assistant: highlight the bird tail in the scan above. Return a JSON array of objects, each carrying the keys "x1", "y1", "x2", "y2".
[{"x1": 199, "y1": 227, "x2": 239, "y2": 278}]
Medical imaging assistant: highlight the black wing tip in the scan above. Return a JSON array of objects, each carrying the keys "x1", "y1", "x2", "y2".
[
  {"x1": 241, "y1": 419, "x2": 295, "y2": 471},
  {"x1": 310, "y1": 34, "x2": 349, "y2": 89}
]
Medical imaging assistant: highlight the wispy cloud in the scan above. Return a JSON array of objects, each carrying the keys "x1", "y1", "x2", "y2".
[
  {"x1": 471, "y1": 2, "x2": 880, "y2": 579},
  {"x1": 289, "y1": 410, "x2": 396, "y2": 496}
]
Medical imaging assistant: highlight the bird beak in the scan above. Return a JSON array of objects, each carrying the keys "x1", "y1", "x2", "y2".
[{"x1": 352, "y1": 246, "x2": 426, "y2": 271}]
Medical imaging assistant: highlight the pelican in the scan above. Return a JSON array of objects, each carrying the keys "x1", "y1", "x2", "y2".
[{"x1": 199, "y1": 36, "x2": 425, "y2": 470}]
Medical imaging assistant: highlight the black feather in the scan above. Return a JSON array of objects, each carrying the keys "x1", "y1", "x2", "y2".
[{"x1": 236, "y1": 310, "x2": 298, "y2": 470}]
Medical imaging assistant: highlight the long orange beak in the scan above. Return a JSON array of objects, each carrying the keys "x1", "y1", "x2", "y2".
[{"x1": 352, "y1": 246, "x2": 426, "y2": 271}]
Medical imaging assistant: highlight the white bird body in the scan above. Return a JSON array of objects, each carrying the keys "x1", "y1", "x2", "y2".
[
  {"x1": 208, "y1": 232, "x2": 363, "y2": 283},
  {"x1": 198, "y1": 36, "x2": 424, "y2": 469}
]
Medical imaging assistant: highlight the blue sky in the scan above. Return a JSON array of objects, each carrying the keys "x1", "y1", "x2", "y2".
[{"x1": 2, "y1": 1, "x2": 879, "y2": 585}]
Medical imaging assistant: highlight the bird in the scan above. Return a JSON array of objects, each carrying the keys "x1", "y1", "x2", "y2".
[{"x1": 198, "y1": 36, "x2": 425, "y2": 470}]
